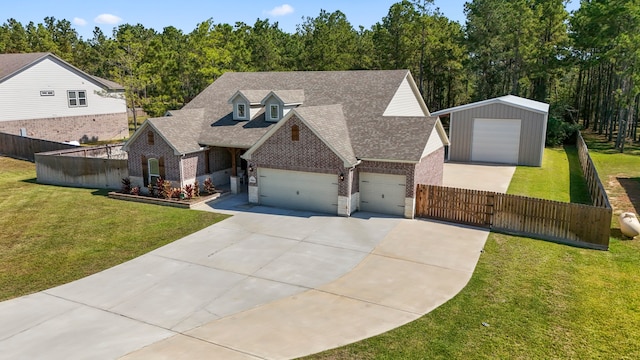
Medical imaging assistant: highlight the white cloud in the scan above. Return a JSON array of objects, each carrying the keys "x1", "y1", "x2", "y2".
[
  {"x1": 94, "y1": 13, "x2": 123, "y2": 25},
  {"x1": 72, "y1": 17, "x2": 87, "y2": 26},
  {"x1": 265, "y1": 4, "x2": 294, "y2": 16}
]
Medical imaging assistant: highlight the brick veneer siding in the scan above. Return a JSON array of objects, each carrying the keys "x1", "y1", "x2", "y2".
[
  {"x1": 126, "y1": 128, "x2": 181, "y2": 185},
  {"x1": 182, "y1": 152, "x2": 209, "y2": 181},
  {"x1": 209, "y1": 147, "x2": 232, "y2": 172},
  {"x1": 358, "y1": 160, "x2": 417, "y2": 197},
  {"x1": 247, "y1": 116, "x2": 349, "y2": 196},
  {"x1": 414, "y1": 146, "x2": 444, "y2": 189},
  {"x1": 0, "y1": 112, "x2": 128, "y2": 143}
]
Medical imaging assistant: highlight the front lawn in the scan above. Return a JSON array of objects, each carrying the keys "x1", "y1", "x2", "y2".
[
  {"x1": 0, "y1": 156, "x2": 228, "y2": 301},
  {"x1": 306, "y1": 142, "x2": 640, "y2": 359}
]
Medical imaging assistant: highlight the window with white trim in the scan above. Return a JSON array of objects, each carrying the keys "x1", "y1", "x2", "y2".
[
  {"x1": 68, "y1": 90, "x2": 87, "y2": 107},
  {"x1": 269, "y1": 104, "x2": 279, "y2": 120},
  {"x1": 148, "y1": 158, "x2": 160, "y2": 185},
  {"x1": 237, "y1": 103, "x2": 246, "y2": 119}
]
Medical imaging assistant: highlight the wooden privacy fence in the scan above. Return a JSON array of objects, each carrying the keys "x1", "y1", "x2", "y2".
[
  {"x1": 576, "y1": 132, "x2": 611, "y2": 208},
  {"x1": 0, "y1": 132, "x2": 76, "y2": 162},
  {"x1": 416, "y1": 185, "x2": 611, "y2": 250},
  {"x1": 35, "y1": 144, "x2": 128, "y2": 190}
]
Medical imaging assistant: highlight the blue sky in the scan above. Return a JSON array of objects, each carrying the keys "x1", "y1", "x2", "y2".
[{"x1": 5, "y1": 0, "x2": 580, "y2": 40}]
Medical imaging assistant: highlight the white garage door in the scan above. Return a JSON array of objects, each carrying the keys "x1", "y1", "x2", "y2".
[
  {"x1": 359, "y1": 172, "x2": 406, "y2": 216},
  {"x1": 258, "y1": 168, "x2": 338, "y2": 214},
  {"x1": 471, "y1": 118, "x2": 521, "y2": 164}
]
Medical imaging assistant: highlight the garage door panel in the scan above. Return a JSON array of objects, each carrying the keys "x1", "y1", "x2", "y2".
[
  {"x1": 359, "y1": 172, "x2": 406, "y2": 216},
  {"x1": 472, "y1": 118, "x2": 521, "y2": 164},
  {"x1": 259, "y1": 168, "x2": 338, "y2": 214}
]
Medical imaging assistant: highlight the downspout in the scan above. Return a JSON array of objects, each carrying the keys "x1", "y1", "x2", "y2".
[
  {"x1": 180, "y1": 153, "x2": 185, "y2": 189},
  {"x1": 345, "y1": 159, "x2": 362, "y2": 216}
]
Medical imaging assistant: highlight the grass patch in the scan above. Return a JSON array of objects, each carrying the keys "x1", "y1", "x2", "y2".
[
  {"x1": 507, "y1": 146, "x2": 591, "y2": 204},
  {"x1": 0, "y1": 156, "x2": 228, "y2": 301},
  {"x1": 306, "y1": 140, "x2": 640, "y2": 359}
]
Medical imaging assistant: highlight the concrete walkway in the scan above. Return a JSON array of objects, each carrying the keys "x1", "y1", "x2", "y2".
[{"x1": 0, "y1": 163, "x2": 514, "y2": 360}]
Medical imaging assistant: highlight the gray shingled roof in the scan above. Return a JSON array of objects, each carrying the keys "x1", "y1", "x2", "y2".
[
  {"x1": 148, "y1": 108, "x2": 205, "y2": 154},
  {"x1": 359, "y1": 116, "x2": 438, "y2": 161},
  {"x1": 0, "y1": 52, "x2": 48, "y2": 81},
  {"x1": 0, "y1": 52, "x2": 123, "y2": 90},
  {"x1": 232, "y1": 90, "x2": 271, "y2": 104},
  {"x1": 264, "y1": 90, "x2": 305, "y2": 105},
  {"x1": 294, "y1": 104, "x2": 357, "y2": 165},
  {"x1": 145, "y1": 70, "x2": 438, "y2": 161}
]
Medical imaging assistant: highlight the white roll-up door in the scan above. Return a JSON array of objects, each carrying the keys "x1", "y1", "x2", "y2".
[{"x1": 471, "y1": 118, "x2": 521, "y2": 164}]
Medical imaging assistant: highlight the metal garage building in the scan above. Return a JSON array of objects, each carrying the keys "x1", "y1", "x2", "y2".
[{"x1": 431, "y1": 95, "x2": 548, "y2": 167}]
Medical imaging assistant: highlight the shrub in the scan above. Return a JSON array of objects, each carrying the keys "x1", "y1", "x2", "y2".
[
  {"x1": 193, "y1": 179, "x2": 200, "y2": 197},
  {"x1": 130, "y1": 186, "x2": 140, "y2": 196},
  {"x1": 121, "y1": 177, "x2": 132, "y2": 194},
  {"x1": 183, "y1": 184, "x2": 195, "y2": 200},
  {"x1": 147, "y1": 184, "x2": 156, "y2": 197},
  {"x1": 204, "y1": 177, "x2": 216, "y2": 194},
  {"x1": 161, "y1": 179, "x2": 172, "y2": 199},
  {"x1": 546, "y1": 117, "x2": 581, "y2": 146},
  {"x1": 170, "y1": 187, "x2": 182, "y2": 199}
]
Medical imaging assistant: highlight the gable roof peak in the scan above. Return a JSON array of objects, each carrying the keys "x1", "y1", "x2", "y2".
[
  {"x1": 260, "y1": 89, "x2": 305, "y2": 105},
  {"x1": 0, "y1": 52, "x2": 123, "y2": 90},
  {"x1": 228, "y1": 90, "x2": 271, "y2": 105}
]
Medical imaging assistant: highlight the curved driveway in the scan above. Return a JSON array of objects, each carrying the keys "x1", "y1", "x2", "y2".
[{"x1": 0, "y1": 163, "x2": 514, "y2": 360}]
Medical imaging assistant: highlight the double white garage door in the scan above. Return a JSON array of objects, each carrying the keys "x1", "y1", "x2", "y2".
[
  {"x1": 258, "y1": 168, "x2": 406, "y2": 216},
  {"x1": 471, "y1": 118, "x2": 521, "y2": 164},
  {"x1": 259, "y1": 168, "x2": 339, "y2": 214}
]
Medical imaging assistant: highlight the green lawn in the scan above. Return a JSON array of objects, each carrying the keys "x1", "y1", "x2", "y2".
[
  {"x1": 0, "y1": 156, "x2": 228, "y2": 301},
  {"x1": 306, "y1": 143, "x2": 640, "y2": 359},
  {"x1": 507, "y1": 146, "x2": 591, "y2": 204}
]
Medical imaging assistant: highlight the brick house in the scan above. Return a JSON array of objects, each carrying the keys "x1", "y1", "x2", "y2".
[
  {"x1": 123, "y1": 70, "x2": 449, "y2": 218},
  {"x1": 0, "y1": 52, "x2": 128, "y2": 143}
]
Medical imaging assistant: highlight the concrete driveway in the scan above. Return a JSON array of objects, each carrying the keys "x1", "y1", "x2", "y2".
[
  {"x1": 0, "y1": 163, "x2": 514, "y2": 360},
  {"x1": 444, "y1": 162, "x2": 516, "y2": 193}
]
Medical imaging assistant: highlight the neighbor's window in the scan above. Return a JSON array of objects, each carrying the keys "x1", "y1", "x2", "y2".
[
  {"x1": 67, "y1": 90, "x2": 87, "y2": 107},
  {"x1": 147, "y1": 131, "x2": 154, "y2": 145},
  {"x1": 291, "y1": 124, "x2": 299, "y2": 141},
  {"x1": 270, "y1": 104, "x2": 279, "y2": 120},
  {"x1": 148, "y1": 158, "x2": 160, "y2": 185},
  {"x1": 237, "y1": 103, "x2": 246, "y2": 119}
]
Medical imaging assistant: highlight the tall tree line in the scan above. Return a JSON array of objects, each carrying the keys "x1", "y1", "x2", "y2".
[{"x1": 1, "y1": 1, "x2": 638, "y2": 150}]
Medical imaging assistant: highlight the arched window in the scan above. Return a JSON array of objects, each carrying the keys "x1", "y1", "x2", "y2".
[{"x1": 291, "y1": 124, "x2": 300, "y2": 141}]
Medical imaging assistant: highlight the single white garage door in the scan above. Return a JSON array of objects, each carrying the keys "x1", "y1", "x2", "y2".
[
  {"x1": 471, "y1": 118, "x2": 521, "y2": 164},
  {"x1": 258, "y1": 168, "x2": 338, "y2": 214},
  {"x1": 359, "y1": 172, "x2": 406, "y2": 216}
]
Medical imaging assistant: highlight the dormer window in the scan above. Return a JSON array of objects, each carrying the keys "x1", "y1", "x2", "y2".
[
  {"x1": 270, "y1": 104, "x2": 279, "y2": 121},
  {"x1": 236, "y1": 103, "x2": 247, "y2": 119}
]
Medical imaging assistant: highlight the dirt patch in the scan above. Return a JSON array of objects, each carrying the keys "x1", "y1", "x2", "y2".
[{"x1": 606, "y1": 174, "x2": 640, "y2": 224}]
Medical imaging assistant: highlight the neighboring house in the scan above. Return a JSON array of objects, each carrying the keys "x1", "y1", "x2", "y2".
[
  {"x1": 432, "y1": 95, "x2": 549, "y2": 166},
  {"x1": 123, "y1": 70, "x2": 449, "y2": 218},
  {"x1": 0, "y1": 52, "x2": 128, "y2": 143}
]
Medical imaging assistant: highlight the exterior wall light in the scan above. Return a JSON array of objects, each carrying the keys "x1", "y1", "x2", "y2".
[
  {"x1": 339, "y1": 173, "x2": 345, "y2": 181},
  {"x1": 248, "y1": 164, "x2": 254, "y2": 172}
]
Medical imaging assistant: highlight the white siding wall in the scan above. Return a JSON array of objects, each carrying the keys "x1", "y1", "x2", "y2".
[
  {"x1": 421, "y1": 126, "x2": 444, "y2": 158},
  {"x1": 383, "y1": 76, "x2": 427, "y2": 117},
  {"x1": 0, "y1": 58, "x2": 126, "y2": 122}
]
